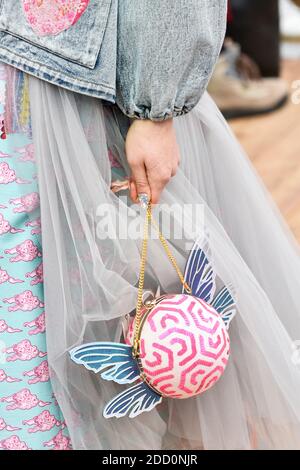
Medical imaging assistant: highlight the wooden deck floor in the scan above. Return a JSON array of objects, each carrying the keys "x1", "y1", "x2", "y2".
[{"x1": 230, "y1": 59, "x2": 300, "y2": 242}]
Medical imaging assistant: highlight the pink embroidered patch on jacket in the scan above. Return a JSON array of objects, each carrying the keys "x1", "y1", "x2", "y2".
[{"x1": 22, "y1": 1, "x2": 90, "y2": 36}]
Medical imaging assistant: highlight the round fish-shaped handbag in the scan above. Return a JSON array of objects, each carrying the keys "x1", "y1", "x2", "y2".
[
  {"x1": 126, "y1": 293, "x2": 230, "y2": 399},
  {"x1": 70, "y1": 198, "x2": 237, "y2": 418}
]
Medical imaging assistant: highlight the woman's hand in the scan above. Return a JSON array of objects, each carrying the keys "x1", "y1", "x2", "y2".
[{"x1": 125, "y1": 118, "x2": 180, "y2": 204}]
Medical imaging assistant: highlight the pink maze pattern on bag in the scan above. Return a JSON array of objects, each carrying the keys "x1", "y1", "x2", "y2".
[
  {"x1": 128, "y1": 294, "x2": 230, "y2": 398},
  {"x1": 22, "y1": 0, "x2": 90, "y2": 36}
]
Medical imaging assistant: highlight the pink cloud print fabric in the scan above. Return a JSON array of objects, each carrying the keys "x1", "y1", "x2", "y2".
[{"x1": 0, "y1": 64, "x2": 71, "y2": 450}]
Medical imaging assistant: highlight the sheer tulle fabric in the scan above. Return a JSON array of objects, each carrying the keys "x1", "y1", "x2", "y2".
[{"x1": 29, "y1": 77, "x2": 300, "y2": 450}]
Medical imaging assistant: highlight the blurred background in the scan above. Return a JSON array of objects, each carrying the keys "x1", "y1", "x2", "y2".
[{"x1": 208, "y1": 0, "x2": 300, "y2": 241}]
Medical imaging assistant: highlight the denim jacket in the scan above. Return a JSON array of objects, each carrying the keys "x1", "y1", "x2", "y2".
[{"x1": 0, "y1": 1, "x2": 226, "y2": 120}]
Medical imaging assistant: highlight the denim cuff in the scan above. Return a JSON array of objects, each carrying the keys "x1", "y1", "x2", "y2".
[{"x1": 116, "y1": 103, "x2": 194, "y2": 121}]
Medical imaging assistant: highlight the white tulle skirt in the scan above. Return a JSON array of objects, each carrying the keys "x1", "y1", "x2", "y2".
[{"x1": 28, "y1": 76, "x2": 300, "y2": 450}]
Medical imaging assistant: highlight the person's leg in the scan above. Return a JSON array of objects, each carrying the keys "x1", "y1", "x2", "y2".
[{"x1": 227, "y1": 0, "x2": 280, "y2": 77}]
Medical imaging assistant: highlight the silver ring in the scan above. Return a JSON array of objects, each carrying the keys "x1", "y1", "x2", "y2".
[{"x1": 138, "y1": 193, "x2": 149, "y2": 208}]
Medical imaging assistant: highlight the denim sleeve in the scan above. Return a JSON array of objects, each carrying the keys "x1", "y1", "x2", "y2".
[{"x1": 116, "y1": 0, "x2": 227, "y2": 121}]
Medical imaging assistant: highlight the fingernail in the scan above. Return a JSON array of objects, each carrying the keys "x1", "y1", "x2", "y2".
[{"x1": 129, "y1": 182, "x2": 136, "y2": 200}]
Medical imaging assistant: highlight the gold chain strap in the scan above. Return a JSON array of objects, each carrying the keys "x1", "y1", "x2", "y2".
[{"x1": 133, "y1": 202, "x2": 191, "y2": 357}]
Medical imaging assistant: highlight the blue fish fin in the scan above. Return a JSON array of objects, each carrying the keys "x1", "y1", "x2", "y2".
[
  {"x1": 69, "y1": 342, "x2": 140, "y2": 385},
  {"x1": 183, "y1": 238, "x2": 216, "y2": 303},
  {"x1": 212, "y1": 286, "x2": 237, "y2": 329},
  {"x1": 103, "y1": 382, "x2": 162, "y2": 419}
]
